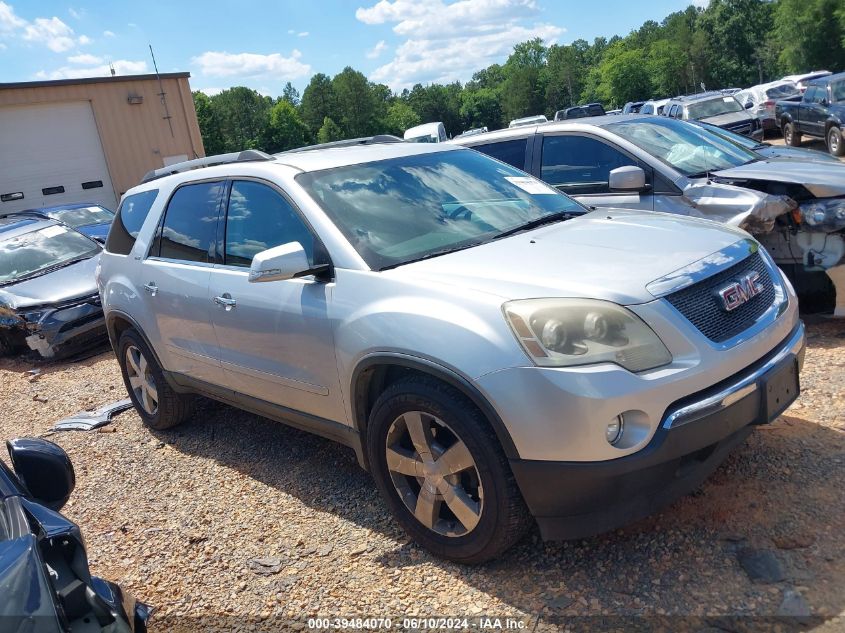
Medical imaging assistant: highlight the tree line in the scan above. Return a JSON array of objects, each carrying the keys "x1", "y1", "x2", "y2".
[{"x1": 193, "y1": 0, "x2": 845, "y2": 155}]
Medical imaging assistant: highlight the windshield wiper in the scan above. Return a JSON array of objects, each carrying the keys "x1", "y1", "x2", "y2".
[
  {"x1": 492, "y1": 211, "x2": 576, "y2": 240},
  {"x1": 6, "y1": 254, "x2": 94, "y2": 285},
  {"x1": 379, "y1": 242, "x2": 484, "y2": 271}
]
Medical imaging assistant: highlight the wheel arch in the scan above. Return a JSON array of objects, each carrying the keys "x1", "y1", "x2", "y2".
[
  {"x1": 350, "y1": 354, "x2": 520, "y2": 470},
  {"x1": 106, "y1": 310, "x2": 172, "y2": 386}
]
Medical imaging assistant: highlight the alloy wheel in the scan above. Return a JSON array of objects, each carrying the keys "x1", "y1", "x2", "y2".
[
  {"x1": 125, "y1": 345, "x2": 158, "y2": 415},
  {"x1": 829, "y1": 129, "x2": 840, "y2": 154},
  {"x1": 385, "y1": 410, "x2": 483, "y2": 537}
]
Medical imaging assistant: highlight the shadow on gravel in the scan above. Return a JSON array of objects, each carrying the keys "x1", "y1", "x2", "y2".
[{"x1": 155, "y1": 397, "x2": 845, "y2": 626}]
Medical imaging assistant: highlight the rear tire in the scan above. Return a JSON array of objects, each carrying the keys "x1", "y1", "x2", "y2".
[
  {"x1": 827, "y1": 126, "x2": 844, "y2": 157},
  {"x1": 783, "y1": 121, "x2": 801, "y2": 147},
  {"x1": 366, "y1": 377, "x2": 530, "y2": 564},
  {"x1": 116, "y1": 328, "x2": 194, "y2": 430}
]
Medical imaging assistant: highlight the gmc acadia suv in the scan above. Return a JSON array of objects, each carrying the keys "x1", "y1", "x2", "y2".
[{"x1": 98, "y1": 139, "x2": 804, "y2": 563}]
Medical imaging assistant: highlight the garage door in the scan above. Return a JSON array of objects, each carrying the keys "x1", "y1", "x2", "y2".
[{"x1": 0, "y1": 101, "x2": 117, "y2": 213}]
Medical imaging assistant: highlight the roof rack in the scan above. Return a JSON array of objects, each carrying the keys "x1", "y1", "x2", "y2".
[
  {"x1": 140, "y1": 149, "x2": 274, "y2": 184},
  {"x1": 280, "y1": 135, "x2": 404, "y2": 154}
]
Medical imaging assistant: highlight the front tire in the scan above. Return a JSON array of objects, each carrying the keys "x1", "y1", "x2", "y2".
[
  {"x1": 783, "y1": 121, "x2": 801, "y2": 147},
  {"x1": 827, "y1": 126, "x2": 844, "y2": 157},
  {"x1": 366, "y1": 377, "x2": 530, "y2": 564},
  {"x1": 117, "y1": 328, "x2": 194, "y2": 430}
]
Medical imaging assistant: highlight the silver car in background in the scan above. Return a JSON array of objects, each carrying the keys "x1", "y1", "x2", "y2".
[
  {"x1": 736, "y1": 80, "x2": 801, "y2": 134},
  {"x1": 451, "y1": 116, "x2": 845, "y2": 307},
  {"x1": 99, "y1": 141, "x2": 804, "y2": 563}
]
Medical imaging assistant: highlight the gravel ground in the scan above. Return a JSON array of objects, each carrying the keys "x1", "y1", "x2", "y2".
[{"x1": 1, "y1": 320, "x2": 843, "y2": 632}]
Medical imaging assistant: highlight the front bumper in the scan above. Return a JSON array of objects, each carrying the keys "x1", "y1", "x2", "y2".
[{"x1": 510, "y1": 321, "x2": 805, "y2": 540}]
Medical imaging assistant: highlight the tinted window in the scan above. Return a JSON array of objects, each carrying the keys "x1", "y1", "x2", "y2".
[
  {"x1": 832, "y1": 81, "x2": 845, "y2": 103},
  {"x1": 156, "y1": 182, "x2": 222, "y2": 263},
  {"x1": 641, "y1": 104, "x2": 654, "y2": 115},
  {"x1": 541, "y1": 135, "x2": 640, "y2": 194},
  {"x1": 225, "y1": 180, "x2": 316, "y2": 267},
  {"x1": 810, "y1": 86, "x2": 827, "y2": 104},
  {"x1": 296, "y1": 149, "x2": 583, "y2": 271},
  {"x1": 105, "y1": 189, "x2": 159, "y2": 255},
  {"x1": 471, "y1": 139, "x2": 527, "y2": 169}
]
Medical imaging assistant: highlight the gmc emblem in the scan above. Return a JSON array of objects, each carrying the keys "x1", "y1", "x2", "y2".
[{"x1": 717, "y1": 271, "x2": 764, "y2": 312}]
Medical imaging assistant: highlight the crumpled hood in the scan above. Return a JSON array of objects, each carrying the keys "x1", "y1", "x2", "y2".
[
  {"x1": 713, "y1": 160, "x2": 845, "y2": 198},
  {"x1": 0, "y1": 254, "x2": 100, "y2": 311},
  {"x1": 390, "y1": 209, "x2": 749, "y2": 305}
]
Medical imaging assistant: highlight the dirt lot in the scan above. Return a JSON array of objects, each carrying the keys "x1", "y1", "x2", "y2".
[
  {"x1": 1, "y1": 320, "x2": 844, "y2": 632},
  {"x1": 768, "y1": 135, "x2": 843, "y2": 161}
]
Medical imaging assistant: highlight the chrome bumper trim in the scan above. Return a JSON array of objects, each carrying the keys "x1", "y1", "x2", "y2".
[{"x1": 662, "y1": 321, "x2": 805, "y2": 430}]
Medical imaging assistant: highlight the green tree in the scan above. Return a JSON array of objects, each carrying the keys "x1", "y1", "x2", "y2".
[
  {"x1": 208, "y1": 86, "x2": 272, "y2": 152},
  {"x1": 300, "y1": 73, "x2": 336, "y2": 135},
  {"x1": 596, "y1": 44, "x2": 653, "y2": 106},
  {"x1": 281, "y1": 81, "x2": 300, "y2": 106},
  {"x1": 332, "y1": 66, "x2": 378, "y2": 137},
  {"x1": 460, "y1": 87, "x2": 502, "y2": 130},
  {"x1": 317, "y1": 116, "x2": 344, "y2": 143},
  {"x1": 774, "y1": 0, "x2": 845, "y2": 73},
  {"x1": 192, "y1": 90, "x2": 224, "y2": 155},
  {"x1": 384, "y1": 101, "x2": 420, "y2": 136},
  {"x1": 544, "y1": 44, "x2": 584, "y2": 111},
  {"x1": 265, "y1": 100, "x2": 309, "y2": 153}
]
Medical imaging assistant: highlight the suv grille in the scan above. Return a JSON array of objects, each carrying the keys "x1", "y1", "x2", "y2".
[
  {"x1": 665, "y1": 252, "x2": 776, "y2": 343},
  {"x1": 726, "y1": 122, "x2": 752, "y2": 136}
]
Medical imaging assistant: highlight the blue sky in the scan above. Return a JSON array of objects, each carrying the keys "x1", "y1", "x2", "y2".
[{"x1": 0, "y1": 0, "x2": 704, "y2": 96}]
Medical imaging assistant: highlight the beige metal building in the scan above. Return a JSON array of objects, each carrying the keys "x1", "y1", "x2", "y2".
[{"x1": 0, "y1": 72, "x2": 204, "y2": 212}]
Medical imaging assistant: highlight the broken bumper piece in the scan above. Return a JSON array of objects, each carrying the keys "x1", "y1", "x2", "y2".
[{"x1": 23, "y1": 294, "x2": 107, "y2": 359}]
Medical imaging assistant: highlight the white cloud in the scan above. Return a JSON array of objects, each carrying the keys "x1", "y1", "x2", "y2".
[
  {"x1": 366, "y1": 39, "x2": 388, "y2": 59},
  {"x1": 297, "y1": 31, "x2": 309, "y2": 37},
  {"x1": 103, "y1": 29, "x2": 115, "y2": 37},
  {"x1": 287, "y1": 29, "x2": 295, "y2": 34},
  {"x1": 23, "y1": 16, "x2": 77, "y2": 52},
  {"x1": 357, "y1": 0, "x2": 563, "y2": 90},
  {"x1": 0, "y1": 42, "x2": 6, "y2": 49},
  {"x1": 35, "y1": 58, "x2": 148, "y2": 79},
  {"x1": 68, "y1": 7, "x2": 82, "y2": 20},
  {"x1": 0, "y1": 1, "x2": 25, "y2": 32},
  {"x1": 199, "y1": 86, "x2": 223, "y2": 96},
  {"x1": 77, "y1": 33, "x2": 91, "y2": 45},
  {"x1": 67, "y1": 52, "x2": 101, "y2": 64},
  {"x1": 191, "y1": 50, "x2": 311, "y2": 79}
]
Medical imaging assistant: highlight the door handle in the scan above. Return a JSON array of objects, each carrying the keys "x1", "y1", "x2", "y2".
[
  {"x1": 143, "y1": 282, "x2": 158, "y2": 297},
  {"x1": 213, "y1": 294, "x2": 237, "y2": 311}
]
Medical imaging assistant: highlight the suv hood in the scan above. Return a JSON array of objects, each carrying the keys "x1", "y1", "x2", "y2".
[
  {"x1": 700, "y1": 110, "x2": 753, "y2": 127},
  {"x1": 0, "y1": 254, "x2": 100, "y2": 311},
  {"x1": 713, "y1": 160, "x2": 845, "y2": 198},
  {"x1": 391, "y1": 209, "x2": 748, "y2": 305}
]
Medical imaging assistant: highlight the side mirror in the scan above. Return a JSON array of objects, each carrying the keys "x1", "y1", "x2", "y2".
[
  {"x1": 7, "y1": 438, "x2": 75, "y2": 511},
  {"x1": 249, "y1": 242, "x2": 324, "y2": 283},
  {"x1": 745, "y1": 101, "x2": 754, "y2": 109},
  {"x1": 609, "y1": 166, "x2": 647, "y2": 192}
]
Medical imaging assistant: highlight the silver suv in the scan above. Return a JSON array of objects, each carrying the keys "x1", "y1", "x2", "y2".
[{"x1": 98, "y1": 139, "x2": 804, "y2": 563}]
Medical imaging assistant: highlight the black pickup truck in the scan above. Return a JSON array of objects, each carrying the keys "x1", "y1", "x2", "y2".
[{"x1": 776, "y1": 71, "x2": 845, "y2": 156}]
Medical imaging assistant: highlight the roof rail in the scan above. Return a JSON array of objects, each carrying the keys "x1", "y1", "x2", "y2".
[
  {"x1": 280, "y1": 135, "x2": 404, "y2": 154},
  {"x1": 140, "y1": 149, "x2": 274, "y2": 184}
]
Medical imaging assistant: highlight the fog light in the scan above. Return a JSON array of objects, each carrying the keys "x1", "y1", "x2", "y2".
[{"x1": 606, "y1": 415, "x2": 624, "y2": 445}]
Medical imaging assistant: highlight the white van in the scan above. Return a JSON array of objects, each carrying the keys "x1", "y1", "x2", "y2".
[{"x1": 403, "y1": 122, "x2": 447, "y2": 143}]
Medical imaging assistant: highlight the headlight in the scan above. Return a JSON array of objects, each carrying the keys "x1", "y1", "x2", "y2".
[
  {"x1": 503, "y1": 298, "x2": 672, "y2": 372},
  {"x1": 799, "y1": 198, "x2": 845, "y2": 230}
]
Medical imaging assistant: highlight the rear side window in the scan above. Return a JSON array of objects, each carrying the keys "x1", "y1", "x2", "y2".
[
  {"x1": 224, "y1": 180, "x2": 316, "y2": 267},
  {"x1": 154, "y1": 181, "x2": 223, "y2": 263},
  {"x1": 470, "y1": 139, "x2": 528, "y2": 170},
  {"x1": 105, "y1": 189, "x2": 159, "y2": 255}
]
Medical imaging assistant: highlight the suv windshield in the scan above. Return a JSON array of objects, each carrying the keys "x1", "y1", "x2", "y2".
[
  {"x1": 606, "y1": 117, "x2": 758, "y2": 177},
  {"x1": 0, "y1": 224, "x2": 100, "y2": 286},
  {"x1": 296, "y1": 149, "x2": 584, "y2": 270},
  {"x1": 687, "y1": 96, "x2": 743, "y2": 119},
  {"x1": 48, "y1": 205, "x2": 113, "y2": 228}
]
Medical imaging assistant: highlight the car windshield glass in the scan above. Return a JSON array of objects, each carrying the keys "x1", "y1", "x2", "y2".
[
  {"x1": 831, "y1": 81, "x2": 845, "y2": 103},
  {"x1": 0, "y1": 224, "x2": 99, "y2": 285},
  {"x1": 766, "y1": 84, "x2": 799, "y2": 99},
  {"x1": 687, "y1": 96, "x2": 743, "y2": 118},
  {"x1": 605, "y1": 117, "x2": 758, "y2": 177},
  {"x1": 694, "y1": 122, "x2": 759, "y2": 150},
  {"x1": 48, "y1": 205, "x2": 113, "y2": 228},
  {"x1": 407, "y1": 135, "x2": 435, "y2": 143},
  {"x1": 296, "y1": 149, "x2": 584, "y2": 270}
]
